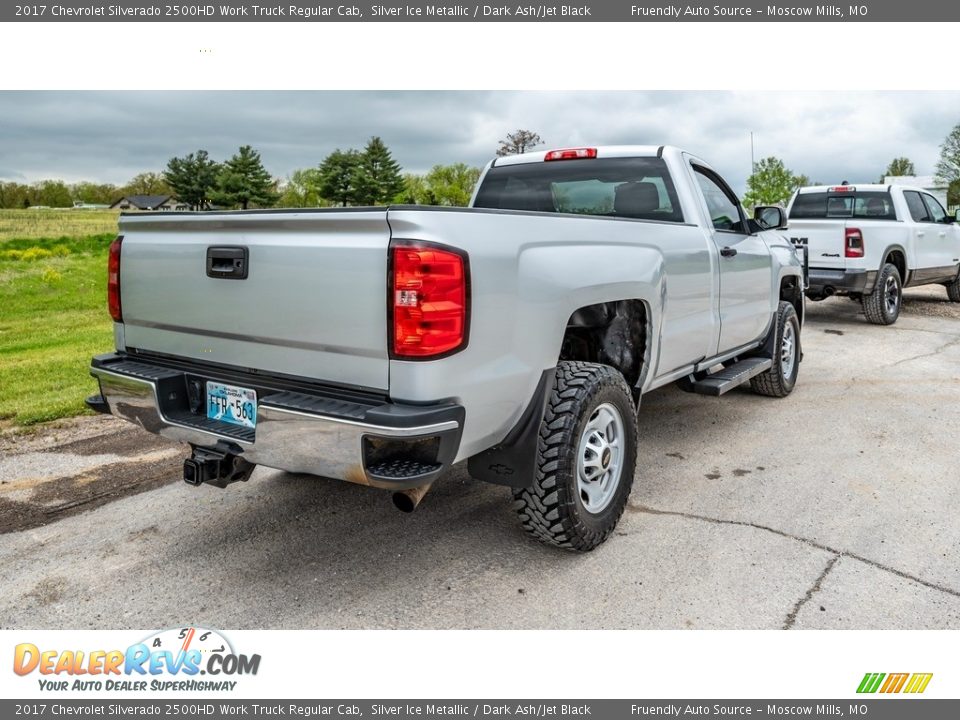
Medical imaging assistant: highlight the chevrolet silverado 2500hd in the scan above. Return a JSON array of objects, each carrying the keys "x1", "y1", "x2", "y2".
[
  {"x1": 88, "y1": 145, "x2": 806, "y2": 551},
  {"x1": 787, "y1": 184, "x2": 960, "y2": 325}
]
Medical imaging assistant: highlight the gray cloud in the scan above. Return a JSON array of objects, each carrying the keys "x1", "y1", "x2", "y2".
[{"x1": 0, "y1": 91, "x2": 958, "y2": 192}]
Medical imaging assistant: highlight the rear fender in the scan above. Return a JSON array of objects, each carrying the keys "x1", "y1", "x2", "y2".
[
  {"x1": 517, "y1": 242, "x2": 664, "y2": 375},
  {"x1": 386, "y1": 209, "x2": 665, "y2": 462}
]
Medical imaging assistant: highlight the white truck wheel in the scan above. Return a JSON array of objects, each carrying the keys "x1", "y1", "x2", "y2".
[{"x1": 863, "y1": 263, "x2": 902, "y2": 325}]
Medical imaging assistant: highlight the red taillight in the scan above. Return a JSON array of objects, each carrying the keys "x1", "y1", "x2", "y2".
[
  {"x1": 845, "y1": 228, "x2": 864, "y2": 258},
  {"x1": 830, "y1": 185, "x2": 855, "y2": 192},
  {"x1": 391, "y1": 244, "x2": 468, "y2": 358},
  {"x1": 108, "y1": 236, "x2": 123, "y2": 321},
  {"x1": 544, "y1": 147, "x2": 597, "y2": 161}
]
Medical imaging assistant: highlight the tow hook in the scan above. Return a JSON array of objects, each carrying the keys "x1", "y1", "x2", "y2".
[{"x1": 183, "y1": 447, "x2": 256, "y2": 489}]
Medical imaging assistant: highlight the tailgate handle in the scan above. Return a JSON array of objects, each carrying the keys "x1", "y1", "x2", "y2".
[{"x1": 206, "y1": 246, "x2": 248, "y2": 279}]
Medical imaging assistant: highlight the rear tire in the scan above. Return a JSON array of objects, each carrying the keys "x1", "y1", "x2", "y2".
[
  {"x1": 750, "y1": 301, "x2": 800, "y2": 398},
  {"x1": 863, "y1": 263, "x2": 902, "y2": 325},
  {"x1": 946, "y1": 274, "x2": 960, "y2": 303},
  {"x1": 512, "y1": 361, "x2": 638, "y2": 552}
]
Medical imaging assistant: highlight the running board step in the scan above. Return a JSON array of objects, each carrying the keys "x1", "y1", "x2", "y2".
[{"x1": 690, "y1": 357, "x2": 773, "y2": 397}]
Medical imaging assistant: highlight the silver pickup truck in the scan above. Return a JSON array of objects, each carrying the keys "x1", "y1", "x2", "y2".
[{"x1": 88, "y1": 145, "x2": 806, "y2": 550}]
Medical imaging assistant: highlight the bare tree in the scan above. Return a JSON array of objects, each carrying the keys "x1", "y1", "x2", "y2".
[{"x1": 496, "y1": 129, "x2": 543, "y2": 157}]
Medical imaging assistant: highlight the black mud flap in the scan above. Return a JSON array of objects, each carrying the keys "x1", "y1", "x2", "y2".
[
  {"x1": 467, "y1": 368, "x2": 554, "y2": 489},
  {"x1": 757, "y1": 304, "x2": 803, "y2": 364}
]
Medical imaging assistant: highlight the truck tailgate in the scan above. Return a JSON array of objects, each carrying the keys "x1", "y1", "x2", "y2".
[
  {"x1": 117, "y1": 210, "x2": 391, "y2": 390},
  {"x1": 788, "y1": 220, "x2": 847, "y2": 269}
]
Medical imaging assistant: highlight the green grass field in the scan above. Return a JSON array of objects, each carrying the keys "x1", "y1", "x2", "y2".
[
  {"x1": 0, "y1": 208, "x2": 120, "y2": 242},
  {"x1": 0, "y1": 209, "x2": 120, "y2": 426}
]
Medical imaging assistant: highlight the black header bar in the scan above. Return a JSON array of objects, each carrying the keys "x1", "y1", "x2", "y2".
[{"x1": 3, "y1": 1, "x2": 957, "y2": 22}]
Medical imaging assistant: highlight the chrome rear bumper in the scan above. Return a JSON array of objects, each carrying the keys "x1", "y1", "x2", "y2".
[{"x1": 89, "y1": 353, "x2": 463, "y2": 489}]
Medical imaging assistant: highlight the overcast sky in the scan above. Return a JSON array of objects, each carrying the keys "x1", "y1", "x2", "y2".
[{"x1": 1, "y1": 91, "x2": 958, "y2": 193}]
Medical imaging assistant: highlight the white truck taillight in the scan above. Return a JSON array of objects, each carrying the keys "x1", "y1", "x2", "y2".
[
  {"x1": 108, "y1": 236, "x2": 123, "y2": 321},
  {"x1": 390, "y1": 243, "x2": 469, "y2": 358},
  {"x1": 845, "y1": 228, "x2": 864, "y2": 258}
]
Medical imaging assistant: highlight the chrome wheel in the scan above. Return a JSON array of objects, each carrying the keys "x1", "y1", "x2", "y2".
[
  {"x1": 780, "y1": 321, "x2": 797, "y2": 378},
  {"x1": 884, "y1": 274, "x2": 900, "y2": 316},
  {"x1": 576, "y1": 402, "x2": 625, "y2": 514}
]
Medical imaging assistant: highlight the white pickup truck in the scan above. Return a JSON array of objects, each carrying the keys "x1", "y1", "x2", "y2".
[
  {"x1": 787, "y1": 184, "x2": 960, "y2": 324},
  {"x1": 88, "y1": 145, "x2": 806, "y2": 551}
]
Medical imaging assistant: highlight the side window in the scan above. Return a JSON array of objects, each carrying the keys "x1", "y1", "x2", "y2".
[
  {"x1": 692, "y1": 166, "x2": 744, "y2": 233},
  {"x1": 904, "y1": 191, "x2": 931, "y2": 223},
  {"x1": 921, "y1": 194, "x2": 947, "y2": 223}
]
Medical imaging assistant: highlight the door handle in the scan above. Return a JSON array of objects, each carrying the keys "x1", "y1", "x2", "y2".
[
  {"x1": 720, "y1": 246, "x2": 738, "y2": 258},
  {"x1": 206, "y1": 246, "x2": 249, "y2": 279},
  {"x1": 917, "y1": 231, "x2": 925, "y2": 238},
  {"x1": 940, "y1": 231, "x2": 947, "y2": 238}
]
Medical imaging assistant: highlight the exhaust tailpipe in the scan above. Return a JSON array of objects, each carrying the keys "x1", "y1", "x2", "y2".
[{"x1": 392, "y1": 483, "x2": 432, "y2": 513}]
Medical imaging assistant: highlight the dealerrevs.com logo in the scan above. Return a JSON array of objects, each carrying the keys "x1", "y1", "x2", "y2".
[{"x1": 13, "y1": 627, "x2": 261, "y2": 692}]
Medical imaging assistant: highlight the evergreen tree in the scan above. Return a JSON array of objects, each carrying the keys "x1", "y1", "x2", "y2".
[
  {"x1": 164, "y1": 150, "x2": 220, "y2": 210},
  {"x1": 317, "y1": 149, "x2": 362, "y2": 206},
  {"x1": 354, "y1": 137, "x2": 404, "y2": 205},
  {"x1": 210, "y1": 145, "x2": 278, "y2": 210}
]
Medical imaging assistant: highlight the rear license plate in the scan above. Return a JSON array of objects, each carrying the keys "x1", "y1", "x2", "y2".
[{"x1": 206, "y1": 382, "x2": 257, "y2": 429}]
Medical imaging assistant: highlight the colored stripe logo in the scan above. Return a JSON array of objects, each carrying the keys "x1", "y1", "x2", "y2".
[{"x1": 857, "y1": 672, "x2": 933, "y2": 694}]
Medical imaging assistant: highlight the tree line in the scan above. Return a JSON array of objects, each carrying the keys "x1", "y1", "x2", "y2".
[
  {"x1": 170, "y1": 137, "x2": 487, "y2": 210},
  {"x1": 0, "y1": 130, "x2": 540, "y2": 211},
  {"x1": 5, "y1": 123, "x2": 959, "y2": 212},
  {"x1": 0, "y1": 172, "x2": 172, "y2": 209}
]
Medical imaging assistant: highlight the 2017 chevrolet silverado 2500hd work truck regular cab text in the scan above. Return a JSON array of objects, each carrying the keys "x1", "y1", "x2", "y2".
[
  {"x1": 788, "y1": 184, "x2": 960, "y2": 325},
  {"x1": 88, "y1": 145, "x2": 806, "y2": 551}
]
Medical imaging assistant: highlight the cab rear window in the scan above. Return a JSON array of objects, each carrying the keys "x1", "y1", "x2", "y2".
[
  {"x1": 790, "y1": 191, "x2": 898, "y2": 220},
  {"x1": 473, "y1": 157, "x2": 685, "y2": 223}
]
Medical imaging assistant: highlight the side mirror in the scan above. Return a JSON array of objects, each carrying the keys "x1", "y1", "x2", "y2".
[
  {"x1": 754, "y1": 205, "x2": 787, "y2": 230},
  {"x1": 954, "y1": 208, "x2": 960, "y2": 223}
]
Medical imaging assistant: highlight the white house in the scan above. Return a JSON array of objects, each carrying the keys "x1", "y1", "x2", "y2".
[
  {"x1": 884, "y1": 175, "x2": 949, "y2": 210},
  {"x1": 109, "y1": 194, "x2": 189, "y2": 212}
]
